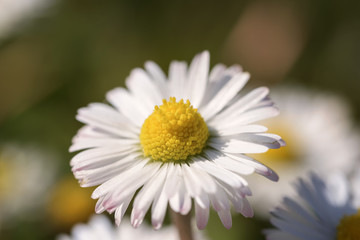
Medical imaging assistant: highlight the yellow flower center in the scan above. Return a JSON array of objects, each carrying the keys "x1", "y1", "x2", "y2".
[
  {"x1": 337, "y1": 210, "x2": 360, "y2": 240},
  {"x1": 140, "y1": 97, "x2": 209, "y2": 162}
]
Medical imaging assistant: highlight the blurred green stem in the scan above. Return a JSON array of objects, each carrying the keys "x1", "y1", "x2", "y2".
[{"x1": 170, "y1": 209, "x2": 193, "y2": 240}]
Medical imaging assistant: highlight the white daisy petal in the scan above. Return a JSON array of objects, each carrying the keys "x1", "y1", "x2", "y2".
[
  {"x1": 210, "y1": 186, "x2": 231, "y2": 212},
  {"x1": 253, "y1": 97, "x2": 275, "y2": 109},
  {"x1": 217, "y1": 209, "x2": 232, "y2": 229},
  {"x1": 106, "y1": 87, "x2": 150, "y2": 127},
  {"x1": 239, "y1": 198, "x2": 254, "y2": 217},
  {"x1": 208, "y1": 63, "x2": 227, "y2": 82},
  {"x1": 169, "y1": 174, "x2": 192, "y2": 215},
  {"x1": 74, "y1": 152, "x2": 142, "y2": 187},
  {"x1": 194, "y1": 190, "x2": 210, "y2": 210},
  {"x1": 72, "y1": 125, "x2": 113, "y2": 139},
  {"x1": 208, "y1": 138, "x2": 270, "y2": 154},
  {"x1": 220, "y1": 174, "x2": 252, "y2": 198},
  {"x1": 131, "y1": 166, "x2": 168, "y2": 228},
  {"x1": 76, "y1": 103, "x2": 139, "y2": 138},
  {"x1": 270, "y1": 217, "x2": 326, "y2": 240},
  {"x1": 179, "y1": 193, "x2": 193, "y2": 215},
  {"x1": 70, "y1": 146, "x2": 138, "y2": 169},
  {"x1": 233, "y1": 133, "x2": 282, "y2": 149},
  {"x1": 204, "y1": 149, "x2": 254, "y2": 175},
  {"x1": 182, "y1": 164, "x2": 203, "y2": 198},
  {"x1": 280, "y1": 197, "x2": 321, "y2": 228},
  {"x1": 295, "y1": 177, "x2": 335, "y2": 225},
  {"x1": 133, "y1": 166, "x2": 168, "y2": 212},
  {"x1": 195, "y1": 199, "x2": 210, "y2": 230},
  {"x1": 69, "y1": 138, "x2": 138, "y2": 153},
  {"x1": 210, "y1": 87, "x2": 270, "y2": 125},
  {"x1": 108, "y1": 163, "x2": 161, "y2": 202},
  {"x1": 193, "y1": 158, "x2": 242, "y2": 189},
  {"x1": 200, "y1": 65, "x2": 243, "y2": 107},
  {"x1": 233, "y1": 106, "x2": 280, "y2": 125},
  {"x1": 144, "y1": 61, "x2": 168, "y2": 96},
  {"x1": 186, "y1": 51, "x2": 210, "y2": 107},
  {"x1": 95, "y1": 196, "x2": 106, "y2": 213},
  {"x1": 125, "y1": 68, "x2": 163, "y2": 109},
  {"x1": 168, "y1": 60, "x2": 188, "y2": 99},
  {"x1": 151, "y1": 185, "x2": 169, "y2": 230},
  {"x1": 114, "y1": 194, "x2": 134, "y2": 225},
  {"x1": 188, "y1": 162, "x2": 218, "y2": 195},
  {"x1": 224, "y1": 153, "x2": 278, "y2": 181},
  {"x1": 221, "y1": 65, "x2": 243, "y2": 78},
  {"x1": 70, "y1": 51, "x2": 283, "y2": 230},
  {"x1": 200, "y1": 72, "x2": 249, "y2": 121},
  {"x1": 163, "y1": 163, "x2": 182, "y2": 198},
  {"x1": 91, "y1": 160, "x2": 148, "y2": 199},
  {"x1": 213, "y1": 124, "x2": 268, "y2": 136}
]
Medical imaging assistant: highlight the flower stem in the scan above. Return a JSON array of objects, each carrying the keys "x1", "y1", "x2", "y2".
[{"x1": 170, "y1": 209, "x2": 194, "y2": 240}]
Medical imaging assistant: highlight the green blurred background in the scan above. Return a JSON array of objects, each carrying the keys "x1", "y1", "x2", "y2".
[{"x1": 0, "y1": 0, "x2": 360, "y2": 239}]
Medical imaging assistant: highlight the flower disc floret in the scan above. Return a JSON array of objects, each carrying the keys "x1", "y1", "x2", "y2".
[
  {"x1": 337, "y1": 210, "x2": 360, "y2": 240},
  {"x1": 140, "y1": 97, "x2": 209, "y2": 162}
]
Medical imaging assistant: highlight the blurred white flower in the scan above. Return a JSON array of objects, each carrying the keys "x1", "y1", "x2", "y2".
[
  {"x1": 57, "y1": 215, "x2": 207, "y2": 240},
  {"x1": 265, "y1": 172, "x2": 360, "y2": 240},
  {"x1": 247, "y1": 86, "x2": 360, "y2": 216},
  {"x1": 0, "y1": 0, "x2": 56, "y2": 40},
  {"x1": 0, "y1": 143, "x2": 57, "y2": 223},
  {"x1": 70, "y1": 51, "x2": 284, "y2": 230}
]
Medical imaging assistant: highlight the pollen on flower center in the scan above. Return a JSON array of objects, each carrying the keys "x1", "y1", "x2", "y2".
[
  {"x1": 140, "y1": 97, "x2": 209, "y2": 162},
  {"x1": 337, "y1": 210, "x2": 360, "y2": 240}
]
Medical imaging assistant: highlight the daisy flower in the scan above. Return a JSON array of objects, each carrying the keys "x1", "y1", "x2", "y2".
[
  {"x1": 70, "y1": 51, "x2": 284, "y2": 230},
  {"x1": 247, "y1": 86, "x2": 360, "y2": 216},
  {"x1": 57, "y1": 215, "x2": 207, "y2": 240},
  {"x1": 265, "y1": 171, "x2": 360, "y2": 240}
]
